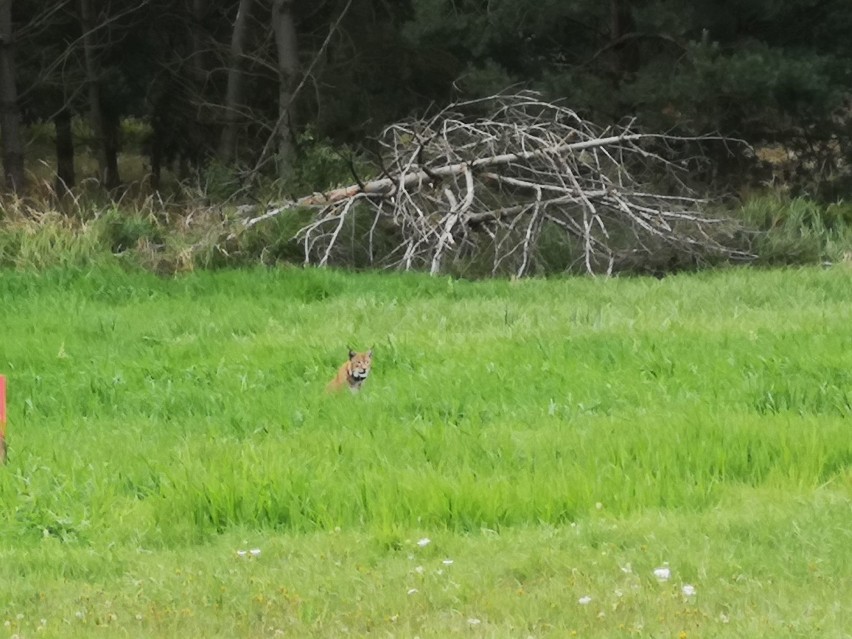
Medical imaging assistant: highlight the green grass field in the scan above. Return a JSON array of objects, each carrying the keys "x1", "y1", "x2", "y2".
[{"x1": 0, "y1": 265, "x2": 850, "y2": 638}]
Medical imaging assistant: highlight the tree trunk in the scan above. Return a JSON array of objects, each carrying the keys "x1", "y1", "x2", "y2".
[
  {"x1": 54, "y1": 108, "x2": 75, "y2": 192},
  {"x1": 148, "y1": 115, "x2": 162, "y2": 190},
  {"x1": 0, "y1": 0, "x2": 25, "y2": 193},
  {"x1": 185, "y1": 0, "x2": 210, "y2": 172},
  {"x1": 218, "y1": 0, "x2": 253, "y2": 165},
  {"x1": 79, "y1": 0, "x2": 120, "y2": 188},
  {"x1": 191, "y1": 0, "x2": 207, "y2": 86},
  {"x1": 103, "y1": 111, "x2": 120, "y2": 188},
  {"x1": 272, "y1": 0, "x2": 298, "y2": 178},
  {"x1": 610, "y1": 0, "x2": 639, "y2": 76}
]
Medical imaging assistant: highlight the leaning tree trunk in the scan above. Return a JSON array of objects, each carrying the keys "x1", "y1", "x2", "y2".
[
  {"x1": 54, "y1": 108, "x2": 76, "y2": 193},
  {"x1": 0, "y1": 0, "x2": 25, "y2": 193},
  {"x1": 218, "y1": 0, "x2": 253, "y2": 165},
  {"x1": 271, "y1": 0, "x2": 298, "y2": 178},
  {"x1": 79, "y1": 0, "x2": 120, "y2": 188}
]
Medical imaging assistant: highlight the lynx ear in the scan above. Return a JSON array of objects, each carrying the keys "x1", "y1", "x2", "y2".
[
  {"x1": 367, "y1": 348, "x2": 373, "y2": 357},
  {"x1": 348, "y1": 348, "x2": 356, "y2": 359}
]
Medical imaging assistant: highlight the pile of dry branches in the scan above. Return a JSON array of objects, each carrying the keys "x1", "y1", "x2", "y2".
[{"x1": 240, "y1": 91, "x2": 751, "y2": 275}]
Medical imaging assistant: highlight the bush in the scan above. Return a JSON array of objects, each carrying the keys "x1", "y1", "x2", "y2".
[
  {"x1": 738, "y1": 194, "x2": 852, "y2": 265},
  {"x1": 96, "y1": 208, "x2": 163, "y2": 253}
]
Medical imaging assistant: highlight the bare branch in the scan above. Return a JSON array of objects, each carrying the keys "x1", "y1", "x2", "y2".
[{"x1": 235, "y1": 91, "x2": 752, "y2": 275}]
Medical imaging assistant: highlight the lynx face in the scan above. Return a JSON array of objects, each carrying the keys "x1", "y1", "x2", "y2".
[
  {"x1": 347, "y1": 349, "x2": 372, "y2": 384},
  {"x1": 327, "y1": 348, "x2": 373, "y2": 393}
]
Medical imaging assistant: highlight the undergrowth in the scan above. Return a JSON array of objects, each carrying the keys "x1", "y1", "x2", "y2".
[
  {"x1": 739, "y1": 193, "x2": 852, "y2": 264},
  {"x1": 1, "y1": 189, "x2": 850, "y2": 276}
]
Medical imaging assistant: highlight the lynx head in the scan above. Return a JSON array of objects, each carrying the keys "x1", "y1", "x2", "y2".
[{"x1": 348, "y1": 348, "x2": 373, "y2": 383}]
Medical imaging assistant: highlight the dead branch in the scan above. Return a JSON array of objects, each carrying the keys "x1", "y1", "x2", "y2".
[{"x1": 236, "y1": 91, "x2": 753, "y2": 275}]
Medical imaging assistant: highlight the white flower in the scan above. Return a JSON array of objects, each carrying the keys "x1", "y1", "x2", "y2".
[
  {"x1": 653, "y1": 566, "x2": 671, "y2": 581},
  {"x1": 417, "y1": 537, "x2": 431, "y2": 547},
  {"x1": 578, "y1": 596, "x2": 592, "y2": 605},
  {"x1": 467, "y1": 618, "x2": 481, "y2": 626},
  {"x1": 236, "y1": 550, "x2": 248, "y2": 557},
  {"x1": 682, "y1": 584, "x2": 697, "y2": 597},
  {"x1": 414, "y1": 565, "x2": 425, "y2": 574},
  {"x1": 249, "y1": 548, "x2": 261, "y2": 557},
  {"x1": 442, "y1": 559, "x2": 454, "y2": 565},
  {"x1": 407, "y1": 588, "x2": 419, "y2": 595}
]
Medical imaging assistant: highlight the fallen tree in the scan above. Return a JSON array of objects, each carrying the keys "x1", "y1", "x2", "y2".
[{"x1": 235, "y1": 91, "x2": 753, "y2": 276}]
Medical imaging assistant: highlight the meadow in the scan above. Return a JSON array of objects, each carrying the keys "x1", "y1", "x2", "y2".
[{"x1": 0, "y1": 264, "x2": 849, "y2": 638}]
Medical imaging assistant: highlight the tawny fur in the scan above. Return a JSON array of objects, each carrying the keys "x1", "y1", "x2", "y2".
[{"x1": 326, "y1": 349, "x2": 373, "y2": 393}]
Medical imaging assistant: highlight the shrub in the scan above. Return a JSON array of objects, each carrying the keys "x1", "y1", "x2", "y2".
[
  {"x1": 738, "y1": 194, "x2": 852, "y2": 265},
  {"x1": 96, "y1": 208, "x2": 164, "y2": 253}
]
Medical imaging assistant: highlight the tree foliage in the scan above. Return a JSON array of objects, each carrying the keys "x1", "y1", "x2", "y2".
[{"x1": 0, "y1": 0, "x2": 850, "y2": 199}]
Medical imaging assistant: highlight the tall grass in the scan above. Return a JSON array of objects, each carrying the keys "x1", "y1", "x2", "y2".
[
  {"x1": 1, "y1": 266, "x2": 849, "y2": 542},
  {"x1": 0, "y1": 266, "x2": 849, "y2": 637},
  {"x1": 739, "y1": 193, "x2": 852, "y2": 264},
  {"x1": 3, "y1": 190, "x2": 851, "y2": 276}
]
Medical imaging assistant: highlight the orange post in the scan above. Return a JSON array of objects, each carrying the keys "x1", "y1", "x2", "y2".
[{"x1": 0, "y1": 374, "x2": 6, "y2": 464}]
